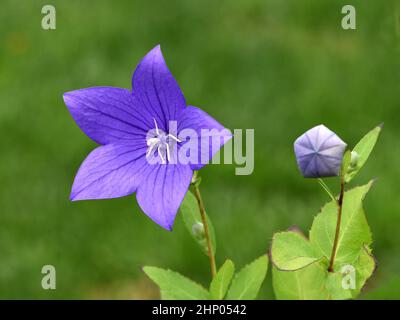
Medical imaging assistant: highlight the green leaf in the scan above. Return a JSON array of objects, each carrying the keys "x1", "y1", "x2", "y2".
[
  {"x1": 325, "y1": 245, "x2": 376, "y2": 300},
  {"x1": 273, "y1": 245, "x2": 376, "y2": 300},
  {"x1": 209, "y1": 259, "x2": 235, "y2": 300},
  {"x1": 345, "y1": 124, "x2": 383, "y2": 183},
  {"x1": 326, "y1": 272, "x2": 353, "y2": 300},
  {"x1": 310, "y1": 182, "x2": 373, "y2": 270},
  {"x1": 226, "y1": 255, "x2": 269, "y2": 300},
  {"x1": 180, "y1": 191, "x2": 216, "y2": 256},
  {"x1": 271, "y1": 230, "x2": 321, "y2": 271},
  {"x1": 143, "y1": 266, "x2": 209, "y2": 300},
  {"x1": 351, "y1": 244, "x2": 376, "y2": 297},
  {"x1": 272, "y1": 263, "x2": 329, "y2": 300},
  {"x1": 272, "y1": 182, "x2": 376, "y2": 300}
]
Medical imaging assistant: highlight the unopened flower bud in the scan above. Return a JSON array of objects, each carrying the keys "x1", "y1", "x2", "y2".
[
  {"x1": 294, "y1": 125, "x2": 347, "y2": 178},
  {"x1": 192, "y1": 222, "x2": 205, "y2": 239},
  {"x1": 349, "y1": 150, "x2": 359, "y2": 169}
]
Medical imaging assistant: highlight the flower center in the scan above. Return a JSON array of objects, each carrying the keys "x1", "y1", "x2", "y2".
[{"x1": 146, "y1": 119, "x2": 181, "y2": 164}]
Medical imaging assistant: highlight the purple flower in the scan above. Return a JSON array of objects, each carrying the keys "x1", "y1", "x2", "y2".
[
  {"x1": 294, "y1": 125, "x2": 347, "y2": 178},
  {"x1": 63, "y1": 45, "x2": 231, "y2": 230}
]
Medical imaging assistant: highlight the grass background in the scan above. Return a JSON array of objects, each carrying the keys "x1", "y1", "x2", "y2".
[{"x1": 0, "y1": 0, "x2": 399, "y2": 299}]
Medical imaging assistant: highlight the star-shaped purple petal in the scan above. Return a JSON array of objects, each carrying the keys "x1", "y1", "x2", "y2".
[
  {"x1": 294, "y1": 125, "x2": 347, "y2": 178},
  {"x1": 64, "y1": 45, "x2": 231, "y2": 230}
]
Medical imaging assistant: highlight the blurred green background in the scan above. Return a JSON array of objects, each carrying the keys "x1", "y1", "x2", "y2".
[{"x1": 1, "y1": 0, "x2": 399, "y2": 299}]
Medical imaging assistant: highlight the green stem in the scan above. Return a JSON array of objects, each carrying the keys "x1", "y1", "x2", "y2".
[
  {"x1": 317, "y1": 178, "x2": 337, "y2": 204},
  {"x1": 193, "y1": 180, "x2": 217, "y2": 279},
  {"x1": 328, "y1": 176, "x2": 345, "y2": 272}
]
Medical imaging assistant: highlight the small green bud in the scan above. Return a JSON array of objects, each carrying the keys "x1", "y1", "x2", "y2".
[
  {"x1": 192, "y1": 222, "x2": 205, "y2": 240},
  {"x1": 191, "y1": 171, "x2": 201, "y2": 186},
  {"x1": 350, "y1": 150, "x2": 360, "y2": 169}
]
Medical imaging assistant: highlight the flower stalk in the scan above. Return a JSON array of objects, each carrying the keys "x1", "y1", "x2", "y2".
[
  {"x1": 317, "y1": 178, "x2": 337, "y2": 203},
  {"x1": 192, "y1": 173, "x2": 217, "y2": 279},
  {"x1": 328, "y1": 175, "x2": 345, "y2": 272}
]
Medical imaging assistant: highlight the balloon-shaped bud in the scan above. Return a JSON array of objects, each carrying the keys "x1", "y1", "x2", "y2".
[
  {"x1": 294, "y1": 125, "x2": 347, "y2": 178},
  {"x1": 192, "y1": 222, "x2": 205, "y2": 240},
  {"x1": 349, "y1": 150, "x2": 360, "y2": 169}
]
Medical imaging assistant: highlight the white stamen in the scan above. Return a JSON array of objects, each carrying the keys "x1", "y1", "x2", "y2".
[
  {"x1": 158, "y1": 145, "x2": 166, "y2": 164},
  {"x1": 167, "y1": 134, "x2": 181, "y2": 143},
  {"x1": 147, "y1": 137, "x2": 159, "y2": 147},
  {"x1": 146, "y1": 118, "x2": 180, "y2": 164},
  {"x1": 153, "y1": 118, "x2": 160, "y2": 135},
  {"x1": 147, "y1": 144, "x2": 155, "y2": 157}
]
